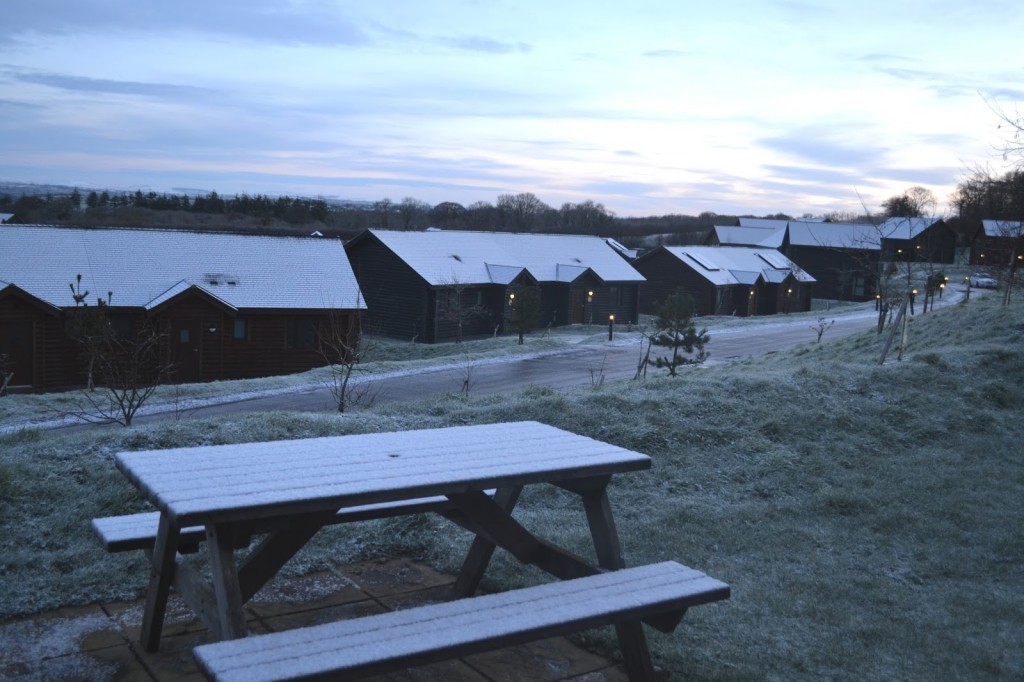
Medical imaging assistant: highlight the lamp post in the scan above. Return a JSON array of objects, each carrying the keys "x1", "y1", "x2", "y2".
[
  {"x1": 910, "y1": 289, "x2": 917, "y2": 315},
  {"x1": 608, "y1": 314, "x2": 615, "y2": 341}
]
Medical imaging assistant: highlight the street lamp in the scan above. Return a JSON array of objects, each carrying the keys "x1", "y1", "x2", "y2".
[{"x1": 608, "y1": 314, "x2": 615, "y2": 341}]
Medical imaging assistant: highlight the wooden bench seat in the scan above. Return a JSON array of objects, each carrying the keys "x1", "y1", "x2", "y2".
[
  {"x1": 193, "y1": 560, "x2": 730, "y2": 682},
  {"x1": 92, "y1": 493, "x2": 491, "y2": 553}
]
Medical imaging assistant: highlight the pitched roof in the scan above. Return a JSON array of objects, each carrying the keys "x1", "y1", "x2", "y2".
[
  {"x1": 877, "y1": 216, "x2": 945, "y2": 240},
  {"x1": 786, "y1": 221, "x2": 882, "y2": 250},
  {"x1": 981, "y1": 219, "x2": 1024, "y2": 238},
  {"x1": 656, "y1": 246, "x2": 814, "y2": 286},
  {"x1": 711, "y1": 224, "x2": 786, "y2": 248},
  {"x1": 737, "y1": 217, "x2": 791, "y2": 229},
  {"x1": 356, "y1": 229, "x2": 645, "y2": 286},
  {"x1": 0, "y1": 225, "x2": 365, "y2": 311}
]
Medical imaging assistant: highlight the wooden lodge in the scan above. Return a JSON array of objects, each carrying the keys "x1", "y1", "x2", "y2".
[
  {"x1": 633, "y1": 245, "x2": 814, "y2": 317},
  {"x1": 0, "y1": 225, "x2": 364, "y2": 391},
  {"x1": 344, "y1": 229, "x2": 645, "y2": 343}
]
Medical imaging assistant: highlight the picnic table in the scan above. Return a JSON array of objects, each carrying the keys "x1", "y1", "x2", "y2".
[{"x1": 108, "y1": 420, "x2": 728, "y2": 680}]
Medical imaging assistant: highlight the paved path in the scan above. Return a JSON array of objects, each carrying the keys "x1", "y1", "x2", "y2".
[{"x1": 22, "y1": 288, "x2": 970, "y2": 431}]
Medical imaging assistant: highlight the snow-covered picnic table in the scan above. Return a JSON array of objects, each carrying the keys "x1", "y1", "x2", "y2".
[{"x1": 114, "y1": 420, "x2": 677, "y2": 675}]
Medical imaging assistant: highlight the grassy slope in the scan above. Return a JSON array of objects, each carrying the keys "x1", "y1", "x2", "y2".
[{"x1": 1, "y1": 295, "x2": 1021, "y2": 680}]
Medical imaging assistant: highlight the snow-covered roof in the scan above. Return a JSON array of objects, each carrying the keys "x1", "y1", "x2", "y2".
[
  {"x1": 659, "y1": 246, "x2": 814, "y2": 286},
  {"x1": 604, "y1": 237, "x2": 638, "y2": 259},
  {"x1": 711, "y1": 225, "x2": 786, "y2": 248},
  {"x1": 737, "y1": 217, "x2": 791, "y2": 229},
  {"x1": 787, "y1": 221, "x2": 881, "y2": 250},
  {"x1": 0, "y1": 213, "x2": 14, "y2": 224},
  {"x1": 359, "y1": 229, "x2": 645, "y2": 286},
  {"x1": 877, "y1": 216, "x2": 944, "y2": 240},
  {"x1": 981, "y1": 219, "x2": 1024, "y2": 238},
  {"x1": 0, "y1": 225, "x2": 365, "y2": 311}
]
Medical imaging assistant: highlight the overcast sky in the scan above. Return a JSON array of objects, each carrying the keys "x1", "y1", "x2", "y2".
[{"x1": 2, "y1": 1, "x2": 1022, "y2": 217}]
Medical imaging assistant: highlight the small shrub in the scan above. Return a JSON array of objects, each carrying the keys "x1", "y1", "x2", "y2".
[
  {"x1": 916, "y1": 352, "x2": 945, "y2": 367},
  {"x1": 981, "y1": 381, "x2": 1019, "y2": 409},
  {"x1": 0, "y1": 428, "x2": 42, "y2": 446},
  {"x1": 0, "y1": 461, "x2": 14, "y2": 502}
]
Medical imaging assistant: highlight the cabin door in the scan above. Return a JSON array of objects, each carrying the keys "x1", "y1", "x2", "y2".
[
  {"x1": 169, "y1": 320, "x2": 202, "y2": 383},
  {"x1": 0, "y1": 320, "x2": 34, "y2": 388},
  {"x1": 571, "y1": 288, "x2": 588, "y2": 324}
]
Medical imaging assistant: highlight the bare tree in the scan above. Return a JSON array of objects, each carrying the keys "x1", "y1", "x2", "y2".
[
  {"x1": 66, "y1": 274, "x2": 113, "y2": 390},
  {"x1": 73, "y1": 324, "x2": 172, "y2": 426},
  {"x1": 0, "y1": 353, "x2": 13, "y2": 397},
  {"x1": 318, "y1": 307, "x2": 376, "y2": 413},
  {"x1": 497, "y1": 192, "x2": 552, "y2": 232},
  {"x1": 437, "y1": 277, "x2": 489, "y2": 343},
  {"x1": 810, "y1": 317, "x2": 835, "y2": 343},
  {"x1": 397, "y1": 197, "x2": 430, "y2": 231},
  {"x1": 373, "y1": 198, "x2": 393, "y2": 229}
]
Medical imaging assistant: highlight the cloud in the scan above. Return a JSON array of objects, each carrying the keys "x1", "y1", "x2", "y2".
[
  {"x1": 437, "y1": 36, "x2": 532, "y2": 54},
  {"x1": 758, "y1": 129, "x2": 888, "y2": 169},
  {"x1": 761, "y1": 164, "x2": 864, "y2": 186},
  {"x1": 642, "y1": 49, "x2": 690, "y2": 58},
  {"x1": 3, "y1": 0, "x2": 366, "y2": 47},
  {"x1": 12, "y1": 70, "x2": 213, "y2": 98}
]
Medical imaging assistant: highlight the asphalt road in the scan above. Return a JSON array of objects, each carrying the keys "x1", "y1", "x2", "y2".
[
  {"x1": 131, "y1": 305, "x2": 890, "y2": 425},
  {"x1": 55, "y1": 288, "x2": 970, "y2": 431}
]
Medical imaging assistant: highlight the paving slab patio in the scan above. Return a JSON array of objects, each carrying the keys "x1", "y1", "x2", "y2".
[{"x1": 0, "y1": 557, "x2": 634, "y2": 681}]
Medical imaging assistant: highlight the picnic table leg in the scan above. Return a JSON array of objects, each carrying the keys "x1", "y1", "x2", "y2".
[
  {"x1": 452, "y1": 486, "x2": 522, "y2": 597},
  {"x1": 140, "y1": 514, "x2": 181, "y2": 652},
  {"x1": 206, "y1": 523, "x2": 248, "y2": 640},
  {"x1": 579, "y1": 482, "x2": 656, "y2": 681}
]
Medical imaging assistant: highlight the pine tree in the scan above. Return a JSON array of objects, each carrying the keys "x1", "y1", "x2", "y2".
[{"x1": 651, "y1": 288, "x2": 709, "y2": 376}]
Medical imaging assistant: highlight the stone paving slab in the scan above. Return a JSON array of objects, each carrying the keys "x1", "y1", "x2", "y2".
[{"x1": 0, "y1": 558, "x2": 631, "y2": 681}]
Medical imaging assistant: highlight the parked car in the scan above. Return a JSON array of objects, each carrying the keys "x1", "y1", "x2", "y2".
[{"x1": 970, "y1": 272, "x2": 998, "y2": 289}]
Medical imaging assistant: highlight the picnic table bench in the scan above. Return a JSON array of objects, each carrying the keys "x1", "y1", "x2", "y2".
[{"x1": 98, "y1": 421, "x2": 730, "y2": 680}]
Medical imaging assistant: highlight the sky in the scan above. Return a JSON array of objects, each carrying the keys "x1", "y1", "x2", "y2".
[{"x1": 1, "y1": 1, "x2": 1022, "y2": 218}]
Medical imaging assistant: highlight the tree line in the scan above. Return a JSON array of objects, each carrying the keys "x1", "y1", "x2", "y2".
[{"x1": 2, "y1": 165, "x2": 1023, "y2": 243}]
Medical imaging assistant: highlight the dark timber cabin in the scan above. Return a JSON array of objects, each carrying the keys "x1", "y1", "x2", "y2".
[
  {"x1": 634, "y1": 245, "x2": 815, "y2": 317},
  {"x1": 0, "y1": 224, "x2": 365, "y2": 391},
  {"x1": 344, "y1": 229, "x2": 646, "y2": 343}
]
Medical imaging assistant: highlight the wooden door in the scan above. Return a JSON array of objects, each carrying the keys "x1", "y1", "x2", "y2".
[
  {"x1": 571, "y1": 288, "x2": 587, "y2": 324},
  {"x1": 0, "y1": 320, "x2": 34, "y2": 387},
  {"x1": 169, "y1": 320, "x2": 201, "y2": 383}
]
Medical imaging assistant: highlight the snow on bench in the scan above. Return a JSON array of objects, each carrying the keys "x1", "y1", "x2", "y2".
[
  {"x1": 193, "y1": 560, "x2": 730, "y2": 682},
  {"x1": 92, "y1": 493, "x2": 492, "y2": 553}
]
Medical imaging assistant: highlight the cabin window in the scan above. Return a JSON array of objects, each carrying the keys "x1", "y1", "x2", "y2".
[
  {"x1": 286, "y1": 317, "x2": 317, "y2": 350},
  {"x1": 232, "y1": 318, "x2": 247, "y2": 341},
  {"x1": 851, "y1": 275, "x2": 866, "y2": 298},
  {"x1": 179, "y1": 329, "x2": 190, "y2": 343},
  {"x1": 108, "y1": 317, "x2": 134, "y2": 339}
]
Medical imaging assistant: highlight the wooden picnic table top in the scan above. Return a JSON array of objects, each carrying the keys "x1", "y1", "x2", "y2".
[{"x1": 116, "y1": 421, "x2": 651, "y2": 526}]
